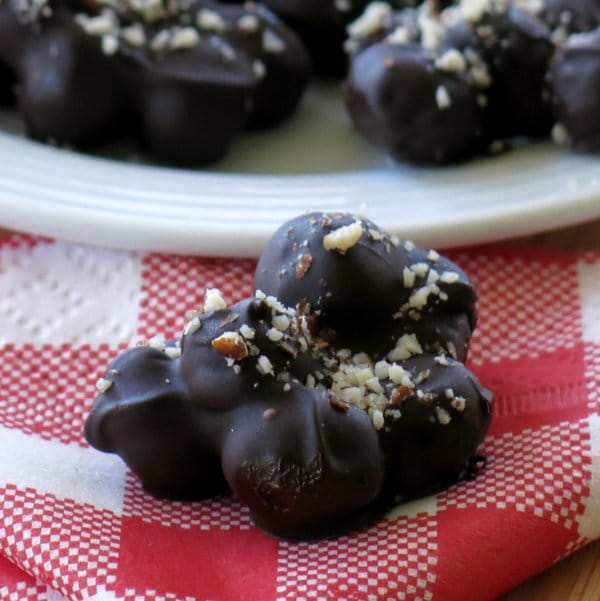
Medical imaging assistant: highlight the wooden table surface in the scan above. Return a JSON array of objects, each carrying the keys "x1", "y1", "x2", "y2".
[{"x1": 1, "y1": 217, "x2": 599, "y2": 600}]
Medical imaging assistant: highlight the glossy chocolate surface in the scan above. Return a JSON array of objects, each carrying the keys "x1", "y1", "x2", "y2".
[
  {"x1": 344, "y1": 42, "x2": 484, "y2": 163},
  {"x1": 344, "y1": 0, "x2": 555, "y2": 162},
  {"x1": 86, "y1": 212, "x2": 493, "y2": 540},
  {"x1": 0, "y1": 60, "x2": 15, "y2": 105},
  {"x1": 0, "y1": 0, "x2": 311, "y2": 164},
  {"x1": 257, "y1": 0, "x2": 421, "y2": 76},
  {"x1": 259, "y1": 0, "x2": 370, "y2": 76},
  {"x1": 539, "y1": 0, "x2": 600, "y2": 33},
  {"x1": 444, "y1": 7, "x2": 554, "y2": 138},
  {"x1": 550, "y1": 27, "x2": 600, "y2": 152}
]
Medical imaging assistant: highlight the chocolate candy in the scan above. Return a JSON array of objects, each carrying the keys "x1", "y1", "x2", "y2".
[
  {"x1": 0, "y1": 61, "x2": 15, "y2": 105},
  {"x1": 257, "y1": 0, "x2": 423, "y2": 76},
  {"x1": 344, "y1": 0, "x2": 555, "y2": 162},
  {"x1": 0, "y1": 0, "x2": 311, "y2": 164},
  {"x1": 443, "y1": 5, "x2": 555, "y2": 139},
  {"x1": 344, "y1": 1, "x2": 487, "y2": 163},
  {"x1": 85, "y1": 213, "x2": 493, "y2": 540},
  {"x1": 259, "y1": 0, "x2": 364, "y2": 76},
  {"x1": 549, "y1": 28, "x2": 600, "y2": 152},
  {"x1": 344, "y1": 41, "x2": 485, "y2": 163},
  {"x1": 254, "y1": 212, "x2": 477, "y2": 358},
  {"x1": 527, "y1": 0, "x2": 600, "y2": 36}
]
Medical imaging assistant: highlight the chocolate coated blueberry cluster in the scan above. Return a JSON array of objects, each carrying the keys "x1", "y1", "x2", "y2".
[
  {"x1": 85, "y1": 213, "x2": 493, "y2": 540},
  {"x1": 0, "y1": 0, "x2": 311, "y2": 164},
  {"x1": 343, "y1": 0, "x2": 600, "y2": 163}
]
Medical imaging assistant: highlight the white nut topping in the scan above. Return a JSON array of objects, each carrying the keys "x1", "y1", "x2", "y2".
[
  {"x1": 374, "y1": 360, "x2": 390, "y2": 379},
  {"x1": 148, "y1": 336, "x2": 166, "y2": 351},
  {"x1": 204, "y1": 288, "x2": 227, "y2": 312},
  {"x1": 551, "y1": 123, "x2": 569, "y2": 145},
  {"x1": 411, "y1": 262, "x2": 429, "y2": 277},
  {"x1": 460, "y1": 0, "x2": 493, "y2": 22},
  {"x1": 371, "y1": 409, "x2": 385, "y2": 430},
  {"x1": 239, "y1": 324, "x2": 256, "y2": 339},
  {"x1": 169, "y1": 27, "x2": 200, "y2": 50},
  {"x1": 164, "y1": 346, "x2": 182, "y2": 359},
  {"x1": 323, "y1": 221, "x2": 363, "y2": 252},
  {"x1": 403, "y1": 267, "x2": 416, "y2": 288},
  {"x1": 75, "y1": 12, "x2": 117, "y2": 36},
  {"x1": 96, "y1": 377, "x2": 113, "y2": 393},
  {"x1": 121, "y1": 24, "x2": 145, "y2": 47},
  {"x1": 237, "y1": 14, "x2": 260, "y2": 32},
  {"x1": 262, "y1": 29, "x2": 285, "y2": 53},
  {"x1": 435, "y1": 49, "x2": 467, "y2": 73},
  {"x1": 388, "y1": 364, "x2": 414, "y2": 387},
  {"x1": 436, "y1": 406, "x2": 452, "y2": 425},
  {"x1": 408, "y1": 285, "x2": 438, "y2": 310},
  {"x1": 439, "y1": 271, "x2": 460, "y2": 284},
  {"x1": 387, "y1": 334, "x2": 423, "y2": 361},
  {"x1": 435, "y1": 85, "x2": 452, "y2": 110},
  {"x1": 266, "y1": 328, "x2": 284, "y2": 342},
  {"x1": 102, "y1": 34, "x2": 119, "y2": 55},
  {"x1": 256, "y1": 355, "x2": 274, "y2": 376},
  {"x1": 184, "y1": 316, "x2": 202, "y2": 336},
  {"x1": 272, "y1": 315, "x2": 290, "y2": 331},
  {"x1": 347, "y1": 2, "x2": 392, "y2": 38},
  {"x1": 197, "y1": 8, "x2": 227, "y2": 32}
]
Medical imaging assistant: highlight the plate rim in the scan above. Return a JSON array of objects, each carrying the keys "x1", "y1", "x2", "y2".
[{"x1": 1, "y1": 123, "x2": 600, "y2": 257}]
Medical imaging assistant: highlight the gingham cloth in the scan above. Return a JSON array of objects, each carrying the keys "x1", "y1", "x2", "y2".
[{"x1": 0, "y1": 234, "x2": 599, "y2": 601}]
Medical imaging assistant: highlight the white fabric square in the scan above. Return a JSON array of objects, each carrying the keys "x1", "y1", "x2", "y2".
[
  {"x1": 386, "y1": 494, "x2": 437, "y2": 521},
  {"x1": 0, "y1": 241, "x2": 142, "y2": 345},
  {"x1": 0, "y1": 425, "x2": 127, "y2": 514}
]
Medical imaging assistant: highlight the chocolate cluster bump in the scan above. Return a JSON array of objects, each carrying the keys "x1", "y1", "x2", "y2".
[
  {"x1": 255, "y1": 0, "x2": 414, "y2": 76},
  {"x1": 343, "y1": 0, "x2": 600, "y2": 163},
  {"x1": 0, "y1": 60, "x2": 14, "y2": 105},
  {"x1": 85, "y1": 213, "x2": 493, "y2": 540},
  {"x1": 344, "y1": 0, "x2": 558, "y2": 163},
  {"x1": 549, "y1": 28, "x2": 600, "y2": 152},
  {"x1": 0, "y1": 0, "x2": 311, "y2": 164}
]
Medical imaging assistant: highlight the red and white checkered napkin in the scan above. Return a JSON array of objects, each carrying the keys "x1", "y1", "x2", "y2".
[{"x1": 1, "y1": 234, "x2": 600, "y2": 601}]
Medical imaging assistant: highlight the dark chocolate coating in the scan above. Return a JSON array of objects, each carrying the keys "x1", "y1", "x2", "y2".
[
  {"x1": 0, "y1": 0, "x2": 311, "y2": 164},
  {"x1": 221, "y1": 383, "x2": 385, "y2": 539},
  {"x1": 540, "y1": 0, "x2": 600, "y2": 33},
  {"x1": 549, "y1": 27, "x2": 600, "y2": 152},
  {"x1": 443, "y1": 7, "x2": 555, "y2": 139},
  {"x1": 0, "y1": 4, "x2": 124, "y2": 145},
  {"x1": 179, "y1": 297, "x2": 322, "y2": 409},
  {"x1": 379, "y1": 355, "x2": 492, "y2": 501},
  {"x1": 255, "y1": 212, "x2": 477, "y2": 357},
  {"x1": 257, "y1": 0, "x2": 420, "y2": 76},
  {"x1": 0, "y1": 60, "x2": 15, "y2": 106},
  {"x1": 344, "y1": 42, "x2": 484, "y2": 164},
  {"x1": 85, "y1": 346, "x2": 229, "y2": 500},
  {"x1": 258, "y1": 0, "x2": 367, "y2": 76},
  {"x1": 344, "y1": 1, "x2": 557, "y2": 162},
  {"x1": 85, "y1": 212, "x2": 493, "y2": 540}
]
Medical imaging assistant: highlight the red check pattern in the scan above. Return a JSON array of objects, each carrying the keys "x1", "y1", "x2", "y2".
[{"x1": 0, "y1": 237, "x2": 599, "y2": 601}]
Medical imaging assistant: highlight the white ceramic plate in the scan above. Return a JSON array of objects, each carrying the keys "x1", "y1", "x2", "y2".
[{"x1": 1, "y1": 83, "x2": 599, "y2": 257}]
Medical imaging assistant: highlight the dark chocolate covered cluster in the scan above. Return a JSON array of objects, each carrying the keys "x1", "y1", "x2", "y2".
[
  {"x1": 85, "y1": 213, "x2": 493, "y2": 540},
  {"x1": 256, "y1": 0, "x2": 421, "y2": 75},
  {"x1": 0, "y1": 0, "x2": 311, "y2": 164},
  {"x1": 343, "y1": 0, "x2": 600, "y2": 163},
  {"x1": 549, "y1": 28, "x2": 600, "y2": 152}
]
